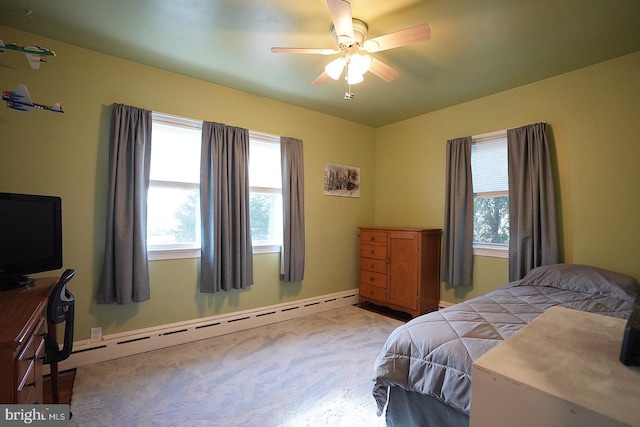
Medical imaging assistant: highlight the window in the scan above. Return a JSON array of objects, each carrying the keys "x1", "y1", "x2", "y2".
[
  {"x1": 249, "y1": 132, "x2": 283, "y2": 253},
  {"x1": 471, "y1": 130, "x2": 509, "y2": 257},
  {"x1": 147, "y1": 114, "x2": 283, "y2": 259},
  {"x1": 148, "y1": 113, "x2": 202, "y2": 259}
]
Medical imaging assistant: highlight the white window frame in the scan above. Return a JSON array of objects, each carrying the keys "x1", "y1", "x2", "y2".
[
  {"x1": 249, "y1": 131, "x2": 283, "y2": 255},
  {"x1": 147, "y1": 114, "x2": 283, "y2": 260},
  {"x1": 471, "y1": 129, "x2": 509, "y2": 258},
  {"x1": 148, "y1": 112, "x2": 203, "y2": 261}
]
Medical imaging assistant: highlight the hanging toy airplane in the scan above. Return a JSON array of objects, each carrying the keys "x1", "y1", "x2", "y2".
[
  {"x1": 0, "y1": 40, "x2": 55, "y2": 69},
  {"x1": 3, "y1": 84, "x2": 64, "y2": 113}
]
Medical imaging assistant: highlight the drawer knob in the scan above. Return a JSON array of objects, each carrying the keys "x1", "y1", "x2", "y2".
[
  {"x1": 369, "y1": 263, "x2": 375, "y2": 269},
  {"x1": 369, "y1": 277, "x2": 374, "y2": 282},
  {"x1": 369, "y1": 290, "x2": 375, "y2": 296}
]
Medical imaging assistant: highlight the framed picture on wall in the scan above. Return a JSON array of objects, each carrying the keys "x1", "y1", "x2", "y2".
[{"x1": 324, "y1": 163, "x2": 360, "y2": 198}]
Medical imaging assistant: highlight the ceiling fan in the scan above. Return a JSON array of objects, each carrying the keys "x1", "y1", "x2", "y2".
[{"x1": 271, "y1": 0, "x2": 431, "y2": 97}]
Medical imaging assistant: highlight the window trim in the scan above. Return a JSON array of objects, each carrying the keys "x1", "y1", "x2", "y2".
[
  {"x1": 248, "y1": 131, "x2": 283, "y2": 251},
  {"x1": 147, "y1": 117, "x2": 284, "y2": 260},
  {"x1": 148, "y1": 112, "x2": 202, "y2": 260},
  {"x1": 473, "y1": 243, "x2": 509, "y2": 258}
]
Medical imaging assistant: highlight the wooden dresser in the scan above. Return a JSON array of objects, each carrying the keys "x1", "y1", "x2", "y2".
[
  {"x1": 358, "y1": 227, "x2": 442, "y2": 318},
  {"x1": 0, "y1": 278, "x2": 57, "y2": 404}
]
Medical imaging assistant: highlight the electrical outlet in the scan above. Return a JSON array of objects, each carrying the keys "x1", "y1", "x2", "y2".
[{"x1": 90, "y1": 327, "x2": 102, "y2": 343}]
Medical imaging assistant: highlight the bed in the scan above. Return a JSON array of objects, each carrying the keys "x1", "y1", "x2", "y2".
[{"x1": 372, "y1": 263, "x2": 640, "y2": 427}]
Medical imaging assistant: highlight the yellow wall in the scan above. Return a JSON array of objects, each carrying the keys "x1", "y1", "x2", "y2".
[
  {"x1": 375, "y1": 51, "x2": 640, "y2": 302},
  {"x1": 2, "y1": 24, "x2": 639, "y2": 338},
  {"x1": 0, "y1": 25, "x2": 376, "y2": 339}
]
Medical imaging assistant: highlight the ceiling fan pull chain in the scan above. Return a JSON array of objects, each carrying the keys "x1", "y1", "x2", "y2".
[{"x1": 344, "y1": 83, "x2": 355, "y2": 100}]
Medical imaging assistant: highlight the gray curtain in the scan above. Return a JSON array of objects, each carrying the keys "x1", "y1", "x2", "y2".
[
  {"x1": 507, "y1": 122, "x2": 559, "y2": 280},
  {"x1": 98, "y1": 103, "x2": 151, "y2": 304},
  {"x1": 441, "y1": 137, "x2": 474, "y2": 287},
  {"x1": 200, "y1": 121, "x2": 254, "y2": 293},
  {"x1": 280, "y1": 137, "x2": 305, "y2": 282}
]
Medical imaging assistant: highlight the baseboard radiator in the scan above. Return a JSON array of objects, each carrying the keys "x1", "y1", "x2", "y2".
[
  {"x1": 57, "y1": 290, "x2": 359, "y2": 371},
  {"x1": 438, "y1": 300, "x2": 454, "y2": 310}
]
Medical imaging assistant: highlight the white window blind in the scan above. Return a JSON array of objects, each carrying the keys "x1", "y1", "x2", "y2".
[{"x1": 471, "y1": 135, "x2": 508, "y2": 194}]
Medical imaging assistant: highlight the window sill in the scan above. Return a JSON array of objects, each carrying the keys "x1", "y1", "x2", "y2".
[
  {"x1": 148, "y1": 248, "x2": 200, "y2": 261},
  {"x1": 148, "y1": 244, "x2": 282, "y2": 261},
  {"x1": 253, "y1": 244, "x2": 282, "y2": 255},
  {"x1": 473, "y1": 244, "x2": 508, "y2": 258}
]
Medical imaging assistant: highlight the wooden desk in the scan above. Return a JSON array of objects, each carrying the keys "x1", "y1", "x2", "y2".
[
  {"x1": 0, "y1": 278, "x2": 57, "y2": 404},
  {"x1": 470, "y1": 306, "x2": 640, "y2": 427}
]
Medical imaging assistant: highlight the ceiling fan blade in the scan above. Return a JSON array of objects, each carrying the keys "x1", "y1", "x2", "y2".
[
  {"x1": 271, "y1": 47, "x2": 339, "y2": 55},
  {"x1": 311, "y1": 71, "x2": 330, "y2": 86},
  {"x1": 368, "y1": 57, "x2": 400, "y2": 82},
  {"x1": 363, "y1": 23, "x2": 431, "y2": 52},
  {"x1": 327, "y1": 0, "x2": 354, "y2": 45}
]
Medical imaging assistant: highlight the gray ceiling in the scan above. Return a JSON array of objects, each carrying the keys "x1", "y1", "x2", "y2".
[{"x1": 1, "y1": 0, "x2": 639, "y2": 127}]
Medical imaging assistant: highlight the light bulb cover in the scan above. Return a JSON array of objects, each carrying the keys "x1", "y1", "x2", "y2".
[
  {"x1": 349, "y1": 53, "x2": 372, "y2": 75},
  {"x1": 325, "y1": 57, "x2": 346, "y2": 80},
  {"x1": 346, "y1": 66, "x2": 364, "y2": 84}
]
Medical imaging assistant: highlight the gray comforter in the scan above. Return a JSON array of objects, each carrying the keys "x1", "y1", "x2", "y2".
[{"x1": 372, "y1": 264, "x2": 639, "y2": 416}]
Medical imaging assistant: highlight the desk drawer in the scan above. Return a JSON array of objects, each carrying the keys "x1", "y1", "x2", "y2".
[{"x1": 16, "y1": 316, "x2": 45, "y2": 404}]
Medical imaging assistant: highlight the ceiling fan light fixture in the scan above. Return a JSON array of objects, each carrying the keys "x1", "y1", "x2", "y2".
[
  {"x1": 346, "y1": 65, "x2": 365, "y2": 85},
  {"x1": 325, "y1": 57, "x2": 346, "y2": 80},
  {"x1": 349, "y1": 53, "x2": 372, "y2": 75},
  {"x1": 346, "y1": 72, "x2": 364, "y2": 85}
]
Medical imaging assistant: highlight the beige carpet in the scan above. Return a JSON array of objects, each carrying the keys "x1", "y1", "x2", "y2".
[{"x1": 70, "y1": 305, "x2": 403, "y2": 426}]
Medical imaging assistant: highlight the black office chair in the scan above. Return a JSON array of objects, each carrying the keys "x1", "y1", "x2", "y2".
[{"x1": 44, "y1": 268, "x2": 76, "y2": 404}]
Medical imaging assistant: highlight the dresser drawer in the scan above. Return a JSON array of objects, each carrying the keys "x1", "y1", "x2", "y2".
[
  {"x1": 360, "y1": 258, "x2": 387, "y2": 274},
  {"x1": 360, "y1": 244, "x2": 387, "y2": 260},
  {"x1": 360, "y1": 270, "x2": 387, "y2": 288},
  {"x1": 360, "y1": 230, "x2": 387, "y2": 245},
  {"x1": 360, "y1": 283, "x2": 386, "y2": 302}
]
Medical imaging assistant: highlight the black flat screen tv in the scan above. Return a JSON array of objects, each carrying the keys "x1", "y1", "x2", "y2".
[{"x1": 0, "y1": 192, "x2": 63, "y2": 290}]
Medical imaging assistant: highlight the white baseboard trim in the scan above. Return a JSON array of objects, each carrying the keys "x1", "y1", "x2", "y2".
[
  {"x1": 56, "y1": 290, "x2": 359, "y2": 372},
  {"x1": 439, "y1": 300, "x2": 454, "y2": 310}
]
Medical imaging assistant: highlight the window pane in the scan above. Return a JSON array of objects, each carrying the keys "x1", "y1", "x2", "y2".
[
  {"x1": 471, "y1": 138, "x2": 508, "y2": 193},
  {"x1": 473, "y1": 195, "x2": 509, "y2": 245},
  {"x1": 150, "y1": 121, "x2": 201, "y2": 183},
  {"x1": 249, "y1": 134, "x2": 283, "y2": 247},
  {"x1": 147, "y1": 186, "x2": 200, "y2": 247},
  {"x1": 250, "y1": 140, "x2": 281, "y2": 189},
  {"x1": 250, "y1": 192, "x2": 282, "y2": 244}
]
